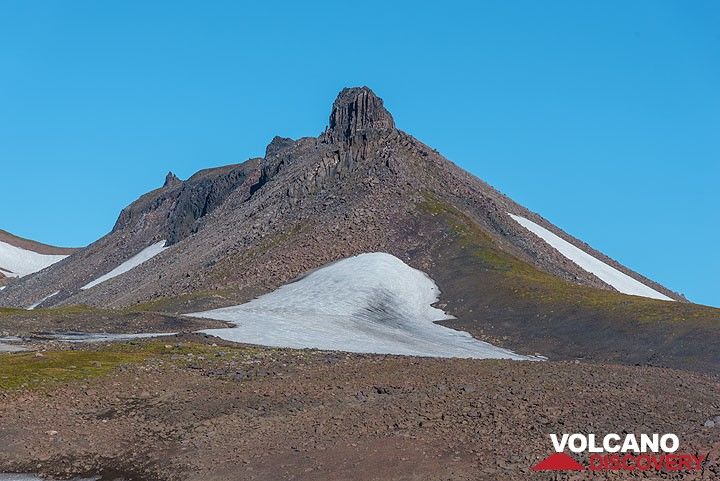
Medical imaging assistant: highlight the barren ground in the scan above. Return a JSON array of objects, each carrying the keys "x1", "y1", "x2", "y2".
[{"x1": 1, "y1": 334, "x2": 718, "y2": 481}]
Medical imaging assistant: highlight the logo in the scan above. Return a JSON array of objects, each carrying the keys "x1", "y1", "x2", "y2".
[{"x1": 532, "y1": 433, "x2": 707, "y2": 472}]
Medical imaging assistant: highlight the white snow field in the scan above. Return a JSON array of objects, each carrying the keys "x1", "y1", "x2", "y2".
[
  {"x1": 0, "y1": 337, "x2": 28, "y2": 353},
  {"x1": 42, "y1": 332, "x2": 175, "y2": 343},
  {"x1": 0, "y1": 345, "x2": 27, "y2": 353},
  {"x1": 0, "y1": 240, "x2": 68, "y2": 278},
  {"x1": 508, "y1": 213, "x2": 673, "y2": 301},
  {"x1": 81, "y1": 240, "x2": 168, "y2": 290},
  {"x1": 27, "y1": 290, "x2": 60, "y2": 310},
  {"x1": 0, "y1": 333, "x2": 173, "y2": 354},
  {"x1": 190, "y1": 253, "x2": 538, "y2": 360}
]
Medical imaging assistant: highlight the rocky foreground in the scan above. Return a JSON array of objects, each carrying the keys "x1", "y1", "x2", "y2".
[{"x1": 0, "y1": 335, "x2": 718, "y2": 481}]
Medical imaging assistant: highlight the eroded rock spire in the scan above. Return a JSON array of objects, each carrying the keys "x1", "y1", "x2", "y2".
[
  {"x1": 326, "y1": 87, "x2": 395, "y2": 143},
  {"x1": 163, "y1": 171, "x2": 182, "y2": 188}
]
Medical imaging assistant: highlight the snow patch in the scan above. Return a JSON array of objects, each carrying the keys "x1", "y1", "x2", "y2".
[
  {"x1": 189, "y1": 253, "x2": 539, "y2": 360},
  {"x1": 81, "y1": 241, "x2": 168, "y2": 290},
  {"x1": 41, "y1": 332, "x2": 175, "y2": 343},
  {"x1": 508, "y1": 213, "x2": 673, "y2": 301},
  {"x1": 0, "y1": 343, "x2": 27, "y2": 353},
  {"x1": 27, "y1": 291, "x2": 60, "y2": 310},
  {"x1": 0, "y1": 241, "x2": 68, "y2": 277}
]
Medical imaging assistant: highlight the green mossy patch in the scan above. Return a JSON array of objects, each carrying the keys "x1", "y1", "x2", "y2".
[
  {"x1": 0, "y1": 307, "x2": 25, "y2": 316},
  {"x1": 418, "y1": 195, "x2": 720, "y2": 326},
  {"x1": 209, "y1": 221, "x2": 311, "y2": 282},
  {"x1": 122, "y1": 290, "x2": 231, "y2": 314},
  {"x1": 0, "y1": 348, "x2": 149, "y2": 390},
  {"x1": 0, "y1": 341, "x2": 266, "y2": 391},
  {"x1": 0, "y1": 304, "x2": 104, "y2": 319}
]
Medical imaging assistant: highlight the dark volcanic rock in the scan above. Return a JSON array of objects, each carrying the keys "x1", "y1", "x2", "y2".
[
  {"x1": 163, "y1": 171, "x2": 182, "y2": 188},
  {"x1": 111, "y1": 162, "x2": 263, "y2": 246},
  {"x1": 325, "y1": 86, "x2": 396, "y2": 144},
  {"x1": 166, "y1": 162, "x2": 262, "y2": 245},
  {"x1": 265, "y1": 136, "x2": 296, "y2": 158}
]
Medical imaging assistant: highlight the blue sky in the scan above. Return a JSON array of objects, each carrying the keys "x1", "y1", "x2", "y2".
[{"x1": 1, "y1": 1, "x2": 718, "y2": 306}]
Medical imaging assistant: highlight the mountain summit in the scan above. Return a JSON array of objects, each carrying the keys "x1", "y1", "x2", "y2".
[
  {"x1": 326, "y1": 87, "x2": 396, "y2": 143},
  {"x1": 163, "y1": 171, "x2": 182, "y2": 188},
  {"x1": 2, "y1": 87, "x2": 718, "y2": 371}
]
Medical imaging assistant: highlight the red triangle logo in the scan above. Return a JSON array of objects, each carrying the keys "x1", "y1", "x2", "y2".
[{"x1": 532, "y1": 452, "x2": 585, "y2": 471}]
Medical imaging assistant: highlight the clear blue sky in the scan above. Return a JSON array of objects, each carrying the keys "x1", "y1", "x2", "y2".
[{"x1": 1, "y1": 1, "x2": 718, "y2": 306}]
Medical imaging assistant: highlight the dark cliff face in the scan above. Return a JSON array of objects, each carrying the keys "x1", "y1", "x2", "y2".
[
  {"x1": 325, "y1": 87, "x2": 396, "y2": 144},
  {"x1": 163, "y1": 171, "x2": 182, "y2": 188},
  {"x1": 114, "y1": 88, "x2": 398, "y2": 246},
  {"x1": 166, "y1": 162, "x2": 261, "y2": 244},
  {"x1": 251, "y1": 89, "x2": 404, "y2": 212},
  {"x1": 113, "y1": 161, "x2": 263, "y2": 246}
]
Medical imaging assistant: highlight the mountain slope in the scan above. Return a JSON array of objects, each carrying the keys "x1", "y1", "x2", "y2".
[
  {"x1": 0, "y1": 229, "x2": 75, "y2": 281},
  {"x1": 1, "y1": 87, "x2": 717, "y2": 370}
]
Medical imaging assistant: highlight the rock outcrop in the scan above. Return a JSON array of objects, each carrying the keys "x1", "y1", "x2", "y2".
[
  {"x1": 324, "y1": 87, "x2": 396, "y2": 144},
  {"x1": 163, "y1": 171, "x2": 182, "y2": 188}
]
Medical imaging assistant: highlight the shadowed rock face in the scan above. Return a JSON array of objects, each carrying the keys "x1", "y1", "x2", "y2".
[
  {"x1": 115, "y1": 90, "x2": 397, "y2": 249},
  {"x1": 112, "y1": 162, "x2": 263, "y2": 246},
  {"x1": 165, "y1": 164, "x2": 261, "y2": 245}
]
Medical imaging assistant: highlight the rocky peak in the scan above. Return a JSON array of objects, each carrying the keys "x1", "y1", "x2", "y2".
[
  {"x1": 163, "y1": 171, "x2": 182, "y2": 188},
  {"x1": 326, "y1": 87, "x2": 395, "y2": 143},
  {"x1": 265, "y1": 136, "x2": 295, "y2": 159}
]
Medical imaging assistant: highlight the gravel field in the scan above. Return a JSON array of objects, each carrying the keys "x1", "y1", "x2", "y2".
[{"x1": 1, "y1": 335, "x2": 718, "y2": 481}]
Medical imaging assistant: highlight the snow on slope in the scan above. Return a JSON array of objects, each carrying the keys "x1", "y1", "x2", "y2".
[
  {"x1": 81, "y1": 241, "x2": 169, "y2": 290},
  {"x1": 190, "y1": 253, "x2": 538, "y2": 360},
  {"x1": 0, "y1": 240, "x2": 68, "y2": 277},
  {"x1": 27, "y1": 291, "x2": 60, "y2": 310},
  {"x1": 44, "y1": 332, "x2": 175, "y2": 342},
  {"x1": 0, "y1": 343, "x2": 27, "y2": 353},
  {"x1": 508, "y1": 214, "x2": 672, "y2": 301}
]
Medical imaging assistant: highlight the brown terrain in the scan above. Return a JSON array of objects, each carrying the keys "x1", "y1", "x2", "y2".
[
  {"x1": 1, "y1": 87, "x2": 719, "y2": 480},
  {"x1": 1, "y1": 336, "x2": 719, "y2": 481},
  {"x1": 0, "y1": 230, "x2": 77, "y2": 256}
]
